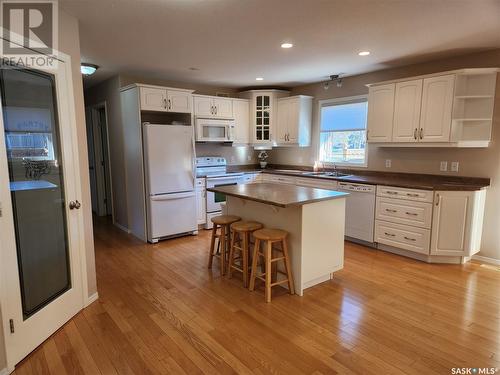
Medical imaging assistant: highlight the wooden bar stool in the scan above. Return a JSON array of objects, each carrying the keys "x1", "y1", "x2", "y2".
[
  {"x1": 208, "y1": 215, "x2": 241, "y2": 275},
  {"x1": 249, "y1": 228, "x2": 295, "y2": 302},
  {"x1": 227, "y1": 221, "x2": 263, "y2": 287}
]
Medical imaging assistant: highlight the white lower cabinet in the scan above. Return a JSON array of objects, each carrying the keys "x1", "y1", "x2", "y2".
[
  {"x1": 196, "y1": 178, "x2": 206, "y2": 225},
  {"x1": 295, "y1": 177, "x2": 338, "y2": 190},
  {"x1": 262, "y1": 174, "x2": 296, "y2": 184},
  {"x1": 375, "y1": 221, "x2": 431, "y2": 255},
  {"x1": 430, "y1": 190, "x2": 486, "y2": 257},
  {"x1": 241, "y1": 173, "x2": 260, "y2": 184},
  {"x1": 376, "y1": 196, "x2": 432, "y2": 229}
]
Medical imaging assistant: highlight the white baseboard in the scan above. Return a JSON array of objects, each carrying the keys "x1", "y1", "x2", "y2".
[
  {"x1": 84, "y1": 292, "x2": 99, "y2": 307},
  {"x1": 472, "y1": 255, "x2": 500, "y2": 266},
  {"x1": 113, "y1": 222, "x2": 130, "y2": 234},
  {"x1": 0, "y1": 366, "x2": 13, "y2": 375}
]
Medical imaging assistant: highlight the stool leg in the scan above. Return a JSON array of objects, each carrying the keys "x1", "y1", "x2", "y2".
[
  {"x1": 265, "y1": 241, "x2": 272, "y2": 303},
  {"x1": 227, "y1": 230, "x2": 237, "y2": 279},
  {"x1": 282, "y1": 239, "x2": 295, "y2": 295},
  {"x1": 208, "y1": 224, "x2": 217, "y2": 269},
  {"x1": 242, "y1": 232, "x2": 249, "y2": 288},
  {"x1": 249, "y1": 239, "x2": 260, "y2": 291},
  {"x1": 220, "y1": 225, "x2": 226, "y2": 276}
]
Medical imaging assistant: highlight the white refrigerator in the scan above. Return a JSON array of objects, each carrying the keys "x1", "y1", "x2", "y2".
[{"x1": 143, "y1": 123, "x2": 197, "y2": 243}]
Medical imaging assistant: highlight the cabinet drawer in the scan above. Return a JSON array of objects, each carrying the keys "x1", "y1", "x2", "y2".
[
  {"x1": 377, "y1": 185, "x2": 433, "y2": 203},
  {"x1": 263, "y1": 174, "x2": 296, "y2": 184},
  {"x1": 375, "y1": 220, "x2": 430, "y2": 255},
  {"x1": 376, "y1": 197, "x2": 432, "y2": 229},
  {"x1": 241, "y1": 173, "x2": 258, "y2": 183},
  {"x1": 295, "y1": 177, "x2": 338, "y2": 190}
]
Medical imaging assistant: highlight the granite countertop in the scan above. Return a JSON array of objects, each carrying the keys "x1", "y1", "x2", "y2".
[
  {"x1": 207, "y1": 183, "x2": 349, "y2": 208},
  {"x1": 227, "y1": 165, "x2": 490, "y2": 191}
]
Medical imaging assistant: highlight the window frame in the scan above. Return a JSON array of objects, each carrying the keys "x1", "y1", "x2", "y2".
[{"x1": 318, "y1": 95, "x2": 369, "y2": 168}]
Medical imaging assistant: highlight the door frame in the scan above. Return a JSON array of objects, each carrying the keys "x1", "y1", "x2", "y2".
[
  {"x1": 86, "y1": 101, "x2": 114, "y2": 220},
  {"x1": 0, "y1": 35, "x2": 89, "y2": 371}
]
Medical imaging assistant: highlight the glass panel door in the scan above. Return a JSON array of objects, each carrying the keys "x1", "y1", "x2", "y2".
[
  {"x1": 255, "y1": 95, "x2": 270, "y2": 141},
  {"x1": 1, "y1": 68, "x2": 70, "y2": 319}
]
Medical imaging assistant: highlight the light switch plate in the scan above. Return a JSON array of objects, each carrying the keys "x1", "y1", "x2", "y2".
[
  {"x1": 451, "y1": 161, "x2": 459, "y2": 172},
  {"x1": 247, "y1": 155, "x2": 252, "y2": 161},
  {"x1": 440, "y1": 161, "x2": 448, "y2": 172},
  {"x1": 385, "y1": 159, "x2": 392, "y2": 168}
]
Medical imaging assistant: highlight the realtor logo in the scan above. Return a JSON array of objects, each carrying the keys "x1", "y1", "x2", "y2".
[{"x1": 0, "y1": 0, "x2": 58, "y2": 68}]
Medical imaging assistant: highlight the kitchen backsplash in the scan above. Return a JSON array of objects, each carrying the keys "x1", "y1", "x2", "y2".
[{"x1": 195, "y1": 143, "x2": 258, "y2": 165}]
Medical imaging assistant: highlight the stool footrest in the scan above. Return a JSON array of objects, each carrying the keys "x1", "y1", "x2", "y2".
[
  {"x1": 271, "y1": 279, "x2": 289, "y2": 287},
  {"x1": 270, "y1": 257, "x2": 285, "y2": 262}
]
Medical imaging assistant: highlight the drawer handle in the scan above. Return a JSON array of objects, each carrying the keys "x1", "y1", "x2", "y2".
[
  {"x1": 385, "y1": 209, "x2": 397, "y2": 213},
  {"x1": 386, "y1": 191, "x2": 398, "y2": 195},
  {"x1": 406, "y1": 193, "x2": 420, "y2": 197},
  {"x1": 404, "y1": 236, "x2": 416, "y2": 241},
  {"x1": 405, "y1": 212, "x2": 418, "y2": 216},
  {"x1": 384, "y1": 232, "x2": 396, "y2": 237}
]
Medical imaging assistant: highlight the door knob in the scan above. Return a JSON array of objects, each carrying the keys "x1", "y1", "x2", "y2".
[{"x1": 69, "y1": 200, "x2": 81, "y2": 210}]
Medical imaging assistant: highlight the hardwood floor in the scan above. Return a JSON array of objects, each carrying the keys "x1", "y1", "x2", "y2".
[{"x1": 13, "y1": 217, "x2": 500, "y2": 374}]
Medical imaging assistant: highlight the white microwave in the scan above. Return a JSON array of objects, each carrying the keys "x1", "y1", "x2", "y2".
[{"x1": 195, "y1": 118, "x2": 235, "y2": 142}]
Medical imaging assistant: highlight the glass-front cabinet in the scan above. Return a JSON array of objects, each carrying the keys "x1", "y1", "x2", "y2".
[{"x1": 239, "y1": 89, "x2": 289, "y2": 144}]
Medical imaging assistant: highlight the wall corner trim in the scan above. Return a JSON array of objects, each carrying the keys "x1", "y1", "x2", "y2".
[
  {"x1": 113, "y1": 222, "x2": 131, "y2": 234},
  {"x1": 472, "y1": 255, "x2": 500, "y2": 266},
  {"x1": 85, "y1": 292, "x2": 99, "y2": 307}
]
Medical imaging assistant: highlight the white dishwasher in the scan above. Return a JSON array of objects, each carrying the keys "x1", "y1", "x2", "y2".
[{"x1": 337, "y1": 182, "x2": 376, "y2": 244}]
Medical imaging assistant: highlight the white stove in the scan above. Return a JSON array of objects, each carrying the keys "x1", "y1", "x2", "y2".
[{"x1": 196, "y1": 157, "x2": 243, "y2": 228}]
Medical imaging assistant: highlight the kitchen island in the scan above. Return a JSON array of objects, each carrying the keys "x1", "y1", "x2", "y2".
[{"x1": 207, "y1": 183, "x2": 348, "y2": 296}]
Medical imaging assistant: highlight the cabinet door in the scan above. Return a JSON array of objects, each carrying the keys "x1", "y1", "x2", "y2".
[
  {"x1": 276, "y1": 99, "x2": 289, "y2": 143},
  {"x1": 167, "y1": 90, "x2": 192, "y2": 113},
  {"x1": 367, "y1": 83, "x2": 395, "y2": 142},
  {"x1": 193, "y1": 96, "x2": 214, "y2": 117},
  {"x1": 140, "y1": 87, "x2": 167, "y2": 111},
  {"x1": 393, "y1": 79, "x2": 422, "y2": 142},
  {"x1": 431, "y1": 191, "x2": 473, "y2": 256},
  {"x1": 233, "y1": 100, "x2": 250, "y2": 144},
  {"x1": 255, "y1": 95, "x2": 271, "y2": 141},
  {"x1": 287, "y1": 98, "x2": 300, "y2": 143},
  {"x1": 213, "y1": 98, "x2": 233, "y2": 118},
  {"x1": 196, "y1": 188, "x2": 206, "y2": 224},
  {"x1": 419, "y1": 75, "x2": 455, "y2": 142}
]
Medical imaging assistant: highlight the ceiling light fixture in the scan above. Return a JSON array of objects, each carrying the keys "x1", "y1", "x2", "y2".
[
  {"x1": 281, "y1": 42, "x2": 293, "y2": 49},
  {"x1": 256, "y1": 77, "x2": 264, "y2": 81},
  {"x1": 80, "y1": 63, "x2": 99, "y2": 75},
  {"x1": 324, "y1": 74, "x2": 343, "y2": 90},
  {"x1": 358, "y1": 51, "x2": 370, "y2": 56}
]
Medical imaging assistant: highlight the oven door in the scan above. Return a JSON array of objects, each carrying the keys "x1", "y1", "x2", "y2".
[{"x1": 206, "y1": 176, "x2": 241, "y2": 213}]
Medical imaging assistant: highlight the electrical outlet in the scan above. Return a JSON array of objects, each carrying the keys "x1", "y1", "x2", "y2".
[
  {"x1": 440, "y1": 161, "x2": 448, "y2": 172},
  {"x1": 451, "y1": 161, "x2": 459, "y2": 172},
  {"x1": 247, "y1": 155, "x2": 252, "y2": 162},
  {"x1": 230, "y1": 156, "x2": 235, "y2": 163},
  {"x1": 385, "y1": 159, "x2": 392, "y2": 168}
]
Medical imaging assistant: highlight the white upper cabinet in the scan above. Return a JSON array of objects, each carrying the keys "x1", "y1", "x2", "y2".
[
  {"x1": 367, "y1": 83, "x2": 395, "y2": 142},
  {"x1": 232, "y1": 99, "x2": 250, "y2": 144},
  {"x1": 419, "y1": 74, "x2": 455, "y2": 142},
  {"x1": 167, "y1": 89, "x2": 192, "y2": 113},
  {"x1": 140, "y1": 87, "x2": 167, "y2": 111},
  {"x1": 366, "y1": 68, "x2": 497, "y2": 147},
  {"x1": 393, "y1": 79, "x2": 423, "y2": 142},
  {"x1": 276, "y1": 96, "x2": 313, "y2": 147},
  {"x1": 139, "y1": 86, "x2": 193, "y2": 113},
  {"x1": 193, "y1": 95, "x2": 233, "y2": 118},
  {"x1": 239, "y1": 90, "x2": 289, "y2": 144},
  {"x1": 430, "y1": 190, "x2": 486, "y2": 257}
]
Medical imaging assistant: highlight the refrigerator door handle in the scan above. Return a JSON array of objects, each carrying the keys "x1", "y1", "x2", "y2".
[
  {"x1": 191, "y1": 136, "x2": 196, "y2": 186},
  {"x1": 151, "y1": 192, "x2": 196, "y2": 201}
]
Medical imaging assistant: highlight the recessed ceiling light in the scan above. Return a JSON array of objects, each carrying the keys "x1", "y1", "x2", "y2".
[
  {"x1": 256, "y1": 77, "x2": 264, "y2": 81},
  {"x1": 281, "y1": 43, "x2": 293, "y2": 49},
  {"x1": 80, "y1": 63, "x2": 98, "y2": 75},
  {"x1": 358, "y1": 51, "x2": 370, "y2": 56}
]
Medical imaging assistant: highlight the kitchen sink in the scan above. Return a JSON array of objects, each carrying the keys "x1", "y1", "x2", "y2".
[{"x1": 301, "y1": 171, "x2": 352, "y2": 178}]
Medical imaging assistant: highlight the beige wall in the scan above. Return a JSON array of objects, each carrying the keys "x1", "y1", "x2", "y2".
[
  {"x1": 270, "y1": 49, "x2": 500, "y2": 260},
  {"x1": 0, "y1": 8, "x2": 96, "y2": 372}
]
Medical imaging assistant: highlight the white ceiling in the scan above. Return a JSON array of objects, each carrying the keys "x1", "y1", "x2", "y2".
[{"x1": 60, "y1": 0, "x2": 500, "y2": 89}]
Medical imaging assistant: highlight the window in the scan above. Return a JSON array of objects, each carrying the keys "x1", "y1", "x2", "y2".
[{"x1": 319, "y1": 96, "x2": 368, "y2": 166}]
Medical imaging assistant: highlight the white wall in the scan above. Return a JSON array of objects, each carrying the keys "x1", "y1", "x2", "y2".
[{"x1": 270, "y1": 49, "x2": 500, "y2": 261}]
